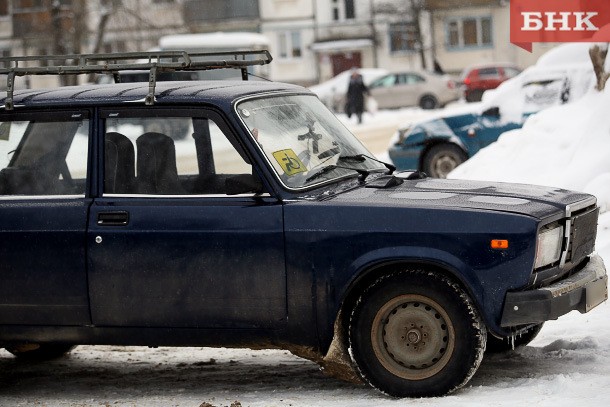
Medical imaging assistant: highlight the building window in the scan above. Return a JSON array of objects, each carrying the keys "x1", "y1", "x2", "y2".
[
  {"x1": 278, "y1": 31, "x2": 302, "y2": 59},
  {"x1": 13, "y1": 0, "x2": 44, "y2": 12},
  {"x1": 332, "y1": 0, "x2": 355, "y2": 21},
  {"x1": 0, "y1": 0, "x2": 8, "y2": 16},
  {"x1": 446, "y1": 16, "x2": 492, "y2": 49},
  {"x1": 389, "y1": 22, "x2": 418, "y2": 53}
]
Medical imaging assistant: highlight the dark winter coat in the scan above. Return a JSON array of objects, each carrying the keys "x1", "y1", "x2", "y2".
[{"x1": 346, "y1": 73, "x2": 368, "y2": 115}]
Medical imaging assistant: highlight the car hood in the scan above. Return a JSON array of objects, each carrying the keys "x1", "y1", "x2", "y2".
[{"x1": 324, "y1": 176, "x2": 595, "y2": 221}]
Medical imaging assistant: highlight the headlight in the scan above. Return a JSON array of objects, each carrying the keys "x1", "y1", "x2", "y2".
[
  {"x1": 534, "y1": 225, "x2": 564, "y2": 269},
  {"x1": 395, "y1": 127, "x2": 411, "y2": 145}
]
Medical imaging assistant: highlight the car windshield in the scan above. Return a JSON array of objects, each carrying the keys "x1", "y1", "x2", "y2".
[{"x1": 237, "y1": 94, "x2": 386, "y2": 189}]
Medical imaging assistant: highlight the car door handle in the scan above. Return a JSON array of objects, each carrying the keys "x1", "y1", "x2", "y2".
[{"x1": 97, "y1": 211, "x2": 129, "y2": 226}]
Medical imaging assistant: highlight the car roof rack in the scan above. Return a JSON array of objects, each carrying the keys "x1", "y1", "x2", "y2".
[{"x1": 0, "y1": 49, "x2": 273, "y2": 110}]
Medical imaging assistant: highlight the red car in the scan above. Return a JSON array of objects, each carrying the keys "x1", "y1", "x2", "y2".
[{"x1": 460, "y1": 63, "x2": 521, "y2": 102}]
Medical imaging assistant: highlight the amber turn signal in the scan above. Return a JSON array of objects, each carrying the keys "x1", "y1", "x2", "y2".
[{"x1": 491, "y1": 239, "x2": 509, "y2": 249}]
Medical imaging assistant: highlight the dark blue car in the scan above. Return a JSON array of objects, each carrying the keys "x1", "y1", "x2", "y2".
[
  {"x1": 389, "y1": 108, "x2": 523, "y2": 178},
  {"x1": 0, "y1": 51, "x2": 606, "y2": 398}
]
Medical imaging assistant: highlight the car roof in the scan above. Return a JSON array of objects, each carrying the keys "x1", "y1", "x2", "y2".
[
  {"x1": 1, "y1": 80, "x2": 308, "y2": 109},
  {"x1": 461, "y1": 62, "x2": 520, "y2": 74},
  {"x1": 465, "y1": 62, "x2": 520, "y2": 69}
]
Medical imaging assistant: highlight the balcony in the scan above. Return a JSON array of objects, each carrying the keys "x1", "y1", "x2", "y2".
[{"x1": 424, "y1": 0, "x2": 503, "y2": 9}]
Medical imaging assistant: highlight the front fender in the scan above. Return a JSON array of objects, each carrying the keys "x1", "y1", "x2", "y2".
[
  {"x1": 337, "y1": 245, "x2": 485, "y2": 323},
  {"x1": 318, "y1": 243, "x2": 526, "y2": 351}
]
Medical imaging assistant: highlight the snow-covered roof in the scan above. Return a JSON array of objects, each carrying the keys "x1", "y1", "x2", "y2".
[
  {"x1": 159, "y1": 32, "x2": 270, "y2": 50},
  {"x1": 310, "y1": 39, "x2": 374, "y2": 52}
]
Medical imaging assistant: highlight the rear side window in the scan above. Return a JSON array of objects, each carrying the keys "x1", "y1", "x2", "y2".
[
  {"x1": 371, "y1": 75, "x2": 397, "y2": 88},
  {"x1": 403, "y1": 74, "x2": 425, "y2": 84},
  {"x1": 0, "y1": 115, "x2": 89, "y2": 196},
  {"x1": 477, "y1": 67, "x2": 500, "y2": 78}
]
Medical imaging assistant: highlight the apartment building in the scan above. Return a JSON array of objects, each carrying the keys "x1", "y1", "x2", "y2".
[
  {"x1": 261, "y1": 0, "x2": 433, "y2": 85},
  {"x1": 264, "y1": 0, "x2": 553, "y2": 84},
  {"x1": 0, "y1": 0, "x2": 553, "y2": 88},
  {"x1": 426, "y1": 0, "x2": 552, "y2": 75}
]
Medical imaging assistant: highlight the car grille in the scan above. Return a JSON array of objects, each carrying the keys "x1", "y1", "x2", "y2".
[{"x1": 564, "y1": 206, "x2": 599, "y2": 265}]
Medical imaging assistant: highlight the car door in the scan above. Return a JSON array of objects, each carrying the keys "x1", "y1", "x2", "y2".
[
  {"x1": 0, "y1": 110, "x2": 92, "y2": 325},
  {"x1": 400, "y1": 73, "x2": 426, "y2": 107},
  {"x1": 87, "y1": 108, "x2": 287, "y2": 329},
  {"x1": 370, "y1": 74, "x2": 398, "y2": 109}
]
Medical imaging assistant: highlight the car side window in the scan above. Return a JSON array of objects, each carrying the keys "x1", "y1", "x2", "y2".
[
  {"x1": 103, "y1": 113, "x2": 259, "y2": 196},
  {"x1": 371, "y1": 75, "x2": 396, "y2": 88},
  {"x1": 405, "y1": 74, "x2": 425, "y2": 84},
  {"x1": 0, "y1": 116, "x2": 89, "y2": 196},
  {"x1": 477, "y1": 67, "x2": 500, "y2": 78}
]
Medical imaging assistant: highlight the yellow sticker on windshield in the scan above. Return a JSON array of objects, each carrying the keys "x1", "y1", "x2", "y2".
[{"x1": 272, "y1": 149, "x2": 307, "y2": 176}]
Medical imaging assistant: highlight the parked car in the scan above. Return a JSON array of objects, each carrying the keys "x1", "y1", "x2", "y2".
[
  {"x1": 389, "y1": 43, "x2": 604, "y2": 177},
  {"x1": 368, "y1": 70, "x2": 459, "y2": 109},
  {"x1": 389, "y1": 108, "x2": 523, "y2": 178},
  {"x1": 0, "y1": 50, "x2": 606, "y2": 398},
  {"x1": 308, "y1": 68, "x2": 388, "y2": 112},
  {"x1": 460, "y1": 63, "x2": 521, "y2": 102}
]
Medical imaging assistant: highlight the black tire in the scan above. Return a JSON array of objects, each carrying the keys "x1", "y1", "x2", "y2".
[
  {"x1": 422, "y1": 144, "x2": 468, "y2": 178},
  {"x1": 419, "y1": 95, "x2": 439, "y2": 110},
  {"x1": 5, "y1": 343, "x2": 76, "y2": 361},
  {"x1": 349, "y1": 270, "x2": 486, "y2": 398},
  {"x1": 486, "y1": 324, "x2": 544, "y2": 353}
]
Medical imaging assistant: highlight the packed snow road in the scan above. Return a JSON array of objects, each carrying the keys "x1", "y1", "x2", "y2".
[{"x1": 1, "y1": 296, "x2": 609, "y2": 407}]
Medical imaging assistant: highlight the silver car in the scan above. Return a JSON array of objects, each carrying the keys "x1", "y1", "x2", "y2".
[{"x1": 369, "y1": 71, "x2": 459, "y2": 109}]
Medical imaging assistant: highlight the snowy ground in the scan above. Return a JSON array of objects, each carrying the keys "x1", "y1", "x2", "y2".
[{"x1": 2, "y1": 95, "x2": 610, "y2": 406}]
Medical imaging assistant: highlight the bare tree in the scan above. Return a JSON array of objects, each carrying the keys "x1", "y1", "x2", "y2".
[
  {"x1": 375, "y1": 0, "x2": 428, "y2": 70},
  {"x1": 589, "y1": 44, "x2": 610, "y2": 91},
  {"x1": 408, "y1": 0, "x2": 427, "y2": 70},
  {"x1": 91, "y1": 0, "x2": 119, "y2": 55},
  {"x1": 51, "y1": 0, "x2": 84, "y2": 85}
]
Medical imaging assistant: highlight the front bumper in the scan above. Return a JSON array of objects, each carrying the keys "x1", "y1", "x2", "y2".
[{"x1": 500, "y1": 254, "x2": 607, "y2": 327}]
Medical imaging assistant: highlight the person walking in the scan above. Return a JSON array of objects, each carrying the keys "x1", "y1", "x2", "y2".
[{"x1": 345, "y1": 68, "x2": 369, "y2": 124}]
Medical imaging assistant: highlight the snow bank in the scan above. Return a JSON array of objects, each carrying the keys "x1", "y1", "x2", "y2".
[{"x1": 450, "y1": 84, "x2": 610, "y2": 212}]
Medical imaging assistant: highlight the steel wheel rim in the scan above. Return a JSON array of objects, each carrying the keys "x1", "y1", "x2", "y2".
[
  {"x1": 371, "y1": 294, "x2": 455, "y2": 380},
  {"x1": 433, "y1": 153, "x2": 459, "y2": 178}
]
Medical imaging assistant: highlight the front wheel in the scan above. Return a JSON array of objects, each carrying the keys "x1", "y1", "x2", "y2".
[
  {"x1": 5, "y1": 343, "x2": 76, "y2": 361},
  {"x1": 349, "y1": 270, "x2": 486, "y2": 397},
  {"x1": 422, "y1": 144, "x2": 468, "y2": 178}
]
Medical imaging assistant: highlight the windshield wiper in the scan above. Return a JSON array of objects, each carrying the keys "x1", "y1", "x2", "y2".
[
  {"x1": 338, "y1": 154, "x2": 396, "y2": 174},
  {"x1": 305, "y1": 164, "x2": 370, "y2": 184}
]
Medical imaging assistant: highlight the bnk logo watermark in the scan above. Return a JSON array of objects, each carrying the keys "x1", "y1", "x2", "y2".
[{"x1": 510, "y1": 0, "x2": 610, "y2": 52}]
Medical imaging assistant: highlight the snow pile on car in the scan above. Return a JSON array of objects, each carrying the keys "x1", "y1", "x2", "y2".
[{"x1": 481, "y1": 43, "x2": 608, "y2": 124}]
